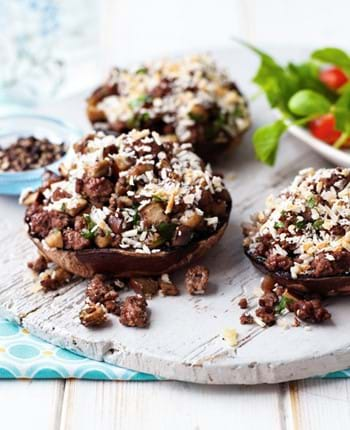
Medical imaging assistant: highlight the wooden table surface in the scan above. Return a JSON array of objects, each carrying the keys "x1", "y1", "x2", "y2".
[{"x1": 1, "y1": 378, "x2": 349, "y2": 429}]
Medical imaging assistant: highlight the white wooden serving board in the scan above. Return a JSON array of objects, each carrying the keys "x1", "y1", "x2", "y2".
[{"x1": 1, "y1": 47, "x2": 349, "y2": 385}]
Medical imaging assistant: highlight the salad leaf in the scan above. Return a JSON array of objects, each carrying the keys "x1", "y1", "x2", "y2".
[
  {"x1": 312, "y1": 47, "x2": 350, "y2": 74},
  {"x1": 237, "y1": 40, "x2": 350, "y2": 165},
  {"x1": 286, "y1": 62, "x2": 336, "y2": 100},
  {"x1": 288, "y1": 90, "x2": 331, "y2": 117},
  {"x1": 334, "y1": 88, "x2": 350, "y2": 135},
  {"x1": 238, "y1": 40, "x2": 297, "y2": 111},
  {"x1": 253, "y1": 120, "x2": 287, "y2": 166}
]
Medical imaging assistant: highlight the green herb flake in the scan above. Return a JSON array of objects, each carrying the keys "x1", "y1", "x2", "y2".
[
  {"x1": 295, "y1": 220, "x2": 306, "y2": 230},
  {"x1": 274, "y1": 221, "x2": 285, "y2": 229},
  {"x1": 307, "y1": 196, "x2": 316, "y2": 208},
  {"x1": 129, "y1": 95, "x2": 153, "y2": 110},
  {"x1": 136, "y1": 67, "x2": 148, "y2": 75},
  {"x1": 132, "y1": 206, "x2": 140, "y2": 226},
  {"x1": 275, "y1": 296, "x2": 293, "y2": 314},
  {"x1": 81, "y1": 229, "x2": 95, "y2": 240},
  {"x1": 157, "y1": 222, "x2": 176, "y2": 242},
  {"x1": 313, "y1": 219, "x2": 324, "y2": 230}
]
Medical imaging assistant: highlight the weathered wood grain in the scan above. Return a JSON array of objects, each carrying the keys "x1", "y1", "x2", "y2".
[
  {"x1": 59, "y1": 380, "x2": 283, "y2": 430},
  {"x1": 0, "y1": 380, "x2": 65, "y2": 430}
]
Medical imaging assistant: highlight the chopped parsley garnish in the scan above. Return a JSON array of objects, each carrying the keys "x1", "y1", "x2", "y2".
[
  {"x1": 295, "y1": 220, "x2": 306, "y2": 230},
  {"x1": 232, "y1": 105, "x2": 244, "y2": 118},
  {"x1": 157, "y1": 222, "x2": 176, "y2": 242},
  {"x1": 274, "y1": 221, "x2": 285, "y2": 229},
  {"x1": 81, "y1": 214, "x2": 97, "y2": 240},
  {"x1": 275, "y1": 296, "x2": 293, "y2": 314},
  {"x1": 81, "y1": 229, "x2": 96, "y2": 240},
  {"x1": 129, "y1": 95, "x2": 153, "y2": 110},
  {"x1": 132, "y1": 206, "x2": 140, "y2": 226},
  {"x1": 313, "y1": 219, "x2": 323, "y2": 230},
  {"x1": 136, "y1": 67, "x2": 148, "y2": 74},
  {"x1": 205, "y1": 113, "x2": 227, "y2": 139},
  {"x1": 127, "y1": 112, "x2": 150, "y2": 129},
  {"x1": 83, "y1": 214, "x2": 96, "y2": 230},
  {"x1": 307, "y1": 196, "x2": 316, "y2": 208},
  {"x1": 60, "y1": 203, "x2": 66, "y2": 212}
]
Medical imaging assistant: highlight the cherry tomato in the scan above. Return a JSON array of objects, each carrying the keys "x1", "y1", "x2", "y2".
[
  {"x1": 319, "y1": 67, "x2": 348, "y2": 90},
  {"x1": 309, "y1": 113, "x2": 341, "y2": 144}
]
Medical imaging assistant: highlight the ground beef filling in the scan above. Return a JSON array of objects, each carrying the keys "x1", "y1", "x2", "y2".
[
  {"x1": 24, "y1": 130, "x2": 231, "y2": 254},
  {"x1": 87, "y1": 55, "x2": 250, "y2": 160},
  {"x1": 243, "y1": 168, "x2": 350, "y2": 279}
]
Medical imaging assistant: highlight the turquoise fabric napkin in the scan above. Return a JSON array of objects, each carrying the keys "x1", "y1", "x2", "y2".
[
  {"x1": 0, "y1": 317, "x2": 345, "y2": 380},
  {"x1": 0, "y1": 318, "x2": 157, "y2": 380}
]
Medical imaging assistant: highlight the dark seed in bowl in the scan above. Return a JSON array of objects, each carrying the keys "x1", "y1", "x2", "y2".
[{"x1": 0, "y1": 136, "x2": 66, "y2": 172}]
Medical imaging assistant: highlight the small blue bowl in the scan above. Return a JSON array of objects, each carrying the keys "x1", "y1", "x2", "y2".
[{"x1": 0, "y1": 114, "x2": 82, "y2": 195}]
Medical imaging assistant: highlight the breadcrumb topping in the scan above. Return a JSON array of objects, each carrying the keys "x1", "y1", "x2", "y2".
[
  {"x1": 244, "y1": 168, "x2": 350, "y2": 278},
  {"x1": 26, "y1": 130, "x2": 231, "y2": 253}
]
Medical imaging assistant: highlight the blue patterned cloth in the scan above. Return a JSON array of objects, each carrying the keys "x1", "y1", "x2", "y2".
[
  {"x1": 0, "y1": 318, "x2": 157, "y2": 380},
  {"x1": 0, "y1": 317, "x2": 346, "y2": 380}
]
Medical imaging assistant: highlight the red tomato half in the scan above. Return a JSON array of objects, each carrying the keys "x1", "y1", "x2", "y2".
[
  {"x1": 319, "y1": 67, "x2": 348, "y2": 90},
  {"x1": 308, "y1": 113, "x2": 341, "y2": 144}
]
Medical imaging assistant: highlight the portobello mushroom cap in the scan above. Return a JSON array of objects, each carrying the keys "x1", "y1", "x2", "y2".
[
  {"x1": 243, "y1": 167, "x2": 350, "y2": 296},
  {"x1": 244, "y1": 250, "x2": 350, "y2": 296},
  {"x1": 86, "y1": 54, "x2": 250, "y2": 161},
  {"x1": 31, "y1": 221, "x2": 228, "y2": 278},
  {"x1": 24, "y1": 129, "x2": 231, "y2": 278}
]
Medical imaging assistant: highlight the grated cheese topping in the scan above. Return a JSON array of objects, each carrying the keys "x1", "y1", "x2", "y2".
[
  {"x1": 91, "y1": 55, "x2": 250, "y2": 143},
  {"x1": 38, "y1": 130, "x2": 230, "y2": 253},
  {"x1": 245, "y1": 168, "x2": 350, "y2": 278}
]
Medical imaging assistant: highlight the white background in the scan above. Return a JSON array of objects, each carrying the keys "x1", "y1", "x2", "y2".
[{"x1": 100, "y1": 0, "x2": 349, "y2": 70}]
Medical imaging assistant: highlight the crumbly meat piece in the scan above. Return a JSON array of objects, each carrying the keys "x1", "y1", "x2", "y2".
[
  {"x1": 185, "y1": 265, "x2": 209, "y2": 295},
  {"x1": 255, "y1": 307, "x2": 276, "y2": 326},
  {"x1": 129, "y1": 278, "x2": 159, "y2": 298},
  {"x1": 240, "y1": 313, "x2": 254, "y2": 325},
  {"x1": 27, "y1": 255, "x2": 48, "y2": 273},
  {"x1": 80, "y1": 303, "x2": 107, "y2": 327},
  {"x1": 238, "y1": 298, "x2": 248, "y2": 309},
  {"x1": 82, "y1": 176, "x2": 114, "y2": 203},
  {"x1": 40, "y1": 267, "x2": 73, "y2": 291},
  {"x1": 63, "y1": 229, "x2": 90, "y2": 250},
  {"x1": 119, "y1": 296, "x2": 148, "y2": 328},
  {"x1": 86, "y1": 274, "x2": 120, "y2": 315},
  {"x1": 292, "y1": 299, "x2": 331, "y2": 323},
  {"x1": 159, "y1": 274, "x2": 179, "y2": 296}
]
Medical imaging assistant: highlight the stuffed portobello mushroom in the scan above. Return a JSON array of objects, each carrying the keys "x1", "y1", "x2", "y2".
[
  {"x1": 243, "y1": 167, "x2": 350, "y2": 295},
  {"x1": 24, "y1": 129, "x2": 231, "y2": 278},
  {"x1": 87, "y1": 55, "x2": 250, "y2": 161}
]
